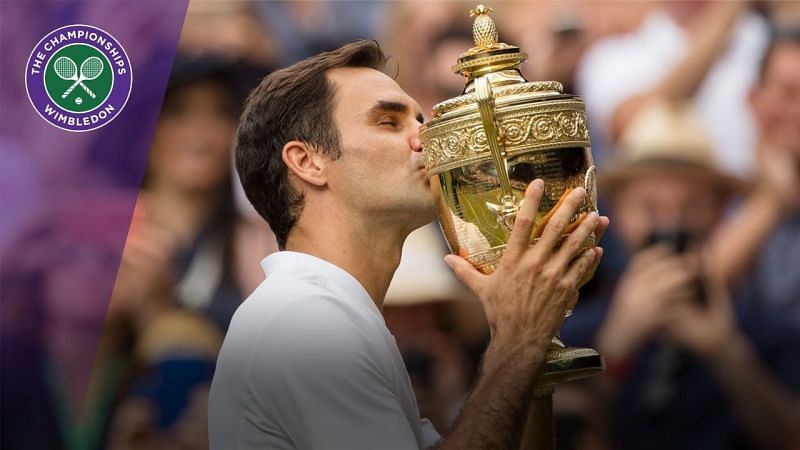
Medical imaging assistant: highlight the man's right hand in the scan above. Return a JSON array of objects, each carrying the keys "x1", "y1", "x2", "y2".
[{"x1": 444, "y1": 179, "x2": 606, "y2": 352}]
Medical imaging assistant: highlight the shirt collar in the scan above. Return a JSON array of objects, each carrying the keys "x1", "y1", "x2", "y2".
[{"x1": 261, "y1": 251, "x2": 382, "y2": 319}]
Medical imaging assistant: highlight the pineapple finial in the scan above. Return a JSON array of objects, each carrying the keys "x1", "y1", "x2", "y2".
[{"x1": 469, "y1": 5, "x2": 498, "y2": 49}]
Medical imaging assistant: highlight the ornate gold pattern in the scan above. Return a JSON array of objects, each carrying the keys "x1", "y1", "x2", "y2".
[
  {"x1": 432, "y1": 81, "x2": 564, "y2": 118},
  {"x1": 465, "y1": 246, "x2": 506, "y2": 273},
  {"x1": 546, "y1": 347, "x2": 601, "y2": 360},
  {"x1": 422, "y1": 104, "x2": 591, "y2": 176},
  {"x1": 451, "y1": 51, "x2": 527, "y2": 76}
]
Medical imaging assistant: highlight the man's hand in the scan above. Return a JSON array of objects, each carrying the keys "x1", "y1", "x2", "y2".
[
  {"x1": 444, "y1": 179, "x2": 605, "y2": 351},
  {"x1": 595, "y1": 245, "x2": 696, "y2": 363},
  {"x1": 661, "y1": 254, "x2": 741, "y2": 360},
  {"x1": 438, "y1": 180, "x2": 606, "y2": 450},
  {"x1": 108, "y1": 198, "x2": 176, "y2": 322}
]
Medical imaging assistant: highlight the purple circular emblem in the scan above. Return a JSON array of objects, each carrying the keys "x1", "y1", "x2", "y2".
[{"x1": 25, "y1": 24, "x2": 133, "y2": 132}]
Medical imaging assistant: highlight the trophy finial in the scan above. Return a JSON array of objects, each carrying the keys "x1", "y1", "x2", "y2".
[
  {"x1": 469, "y1": 5, "x2": 498, "y2": 49},
  {"x1": 452, "y1": 5, "x2": 527, "y2": 83}
]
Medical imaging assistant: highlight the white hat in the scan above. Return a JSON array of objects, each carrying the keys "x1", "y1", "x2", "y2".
[
  {"x1": 385, "y1": 223, "x2": 476, "y2": 305},
  {"x1": 602, "y1": 100, "x2": 746, "y2": 195}
]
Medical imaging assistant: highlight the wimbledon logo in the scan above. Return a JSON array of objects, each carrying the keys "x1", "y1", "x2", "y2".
[{"x1": 26, "y1": 24, "x2": 132, "y2": 132}]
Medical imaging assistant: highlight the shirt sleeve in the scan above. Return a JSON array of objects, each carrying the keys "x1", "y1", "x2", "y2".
[
  {"x1": 247, "y1": 298, "x2": 423, "y2": 450},
  {"x1": 420, "y1": 418, "x2": 442, "y2": 449}
]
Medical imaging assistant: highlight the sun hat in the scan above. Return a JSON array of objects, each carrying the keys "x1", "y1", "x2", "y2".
[{"x1": 601, "y1": 100, "x2": 747, "y2": 196}]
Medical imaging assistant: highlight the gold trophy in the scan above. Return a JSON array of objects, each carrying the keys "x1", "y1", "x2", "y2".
[{"x1": 420, "y1": 5, "x2": 603, "y2": 387}]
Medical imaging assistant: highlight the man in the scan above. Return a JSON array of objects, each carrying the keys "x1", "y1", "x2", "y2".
[
  {"x1": 208, "y1": 40, "x2": 607, "y2": 449},
  {"x1": 561, "y1": 100, "x2": 800, "y2": 450}
]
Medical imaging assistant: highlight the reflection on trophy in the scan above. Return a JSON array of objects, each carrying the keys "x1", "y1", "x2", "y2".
[{"x1": 420, "y1": 4, "x2": 603, "y2": 387}]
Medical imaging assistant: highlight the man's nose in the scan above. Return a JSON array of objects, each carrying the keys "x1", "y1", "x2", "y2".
[{"x1": 410, "y1": 132, "x2": 422, "y2": 153}]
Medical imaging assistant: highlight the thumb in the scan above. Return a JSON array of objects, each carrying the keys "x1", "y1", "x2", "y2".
[{"x1": 444, "y1": 254, "x2": 485, "y2": 294}]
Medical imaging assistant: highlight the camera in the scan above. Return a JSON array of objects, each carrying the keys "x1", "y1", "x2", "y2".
[{"x1": 645, "y1": 228, "x2": 707, "y2": 307}]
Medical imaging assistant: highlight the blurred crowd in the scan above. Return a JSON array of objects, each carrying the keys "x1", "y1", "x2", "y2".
[{"x1": 2, "y1": 1, "x2": 800, "y2": 450}]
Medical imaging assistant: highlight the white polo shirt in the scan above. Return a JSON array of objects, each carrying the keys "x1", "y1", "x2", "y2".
[{"x1": 208, "y1": 251, "x2": 441, "y2": 449}]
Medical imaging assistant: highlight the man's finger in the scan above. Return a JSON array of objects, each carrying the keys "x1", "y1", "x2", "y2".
[
  {"x1": 505, "y1": 179, "x2": 544, "y2": 259},
  {"x1": 535, "y1": 187, "x2": 586, "y2": 255},
  {"x1": 563, "y1": 248, "x2": 597, "y2": 288},
  {"x1": 444, "y1": 254, "x2": 486, "y2": 295},
  {"x1": 551, "y1": 211, "x2": 599, "y2": 269},
  {"x1": 595, "y1": 216, "x2": 610, "y2": 243},
  {"x1": 578, "y1": 246, "x2": 604, "y2": 288}
]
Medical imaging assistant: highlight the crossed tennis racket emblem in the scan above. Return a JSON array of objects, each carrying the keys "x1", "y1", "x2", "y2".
[{"x1": 53, "y1": 56, "x2": 104, "y2": 99}]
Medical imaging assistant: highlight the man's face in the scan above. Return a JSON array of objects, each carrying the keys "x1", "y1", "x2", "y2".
[
  {"x1": 612, "y1": 172, "x2": 723, "y2": 253},
  {"x1": 750, "y1": 42, "x2": 800, "y2": 154},
  {"x1": 325, "y1": 67, "x2": 437, "y2": 230}
]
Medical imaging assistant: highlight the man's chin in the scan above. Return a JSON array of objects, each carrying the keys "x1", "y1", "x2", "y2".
[{"x1": 406, "y1": 198, "x2": 439, "y2": 230}]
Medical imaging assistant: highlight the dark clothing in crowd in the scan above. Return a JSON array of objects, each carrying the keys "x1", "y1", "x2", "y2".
[
  {"x1": 749, "y1": 215, "x2": 800, "y2": 327},
  {"x1": 562, "y1": 275, "x2": 800, "y2": 450}
]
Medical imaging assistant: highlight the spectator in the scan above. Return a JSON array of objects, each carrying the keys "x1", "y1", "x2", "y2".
[
  {"x1": 576, "y1": 2, "x2": 769, "y2": 174},
  {"x1": 105, "y1": 310, "x2": 222, "y2": 450},
  {"x1": 130, "y1": 55, "x2": 256, "y2": 331},
  {"x1": 711, "y1": 27, "x2": 800, "y2": 324},
  {"x1": 562, "y1": 100, "x2": 800, "y2": 450}
]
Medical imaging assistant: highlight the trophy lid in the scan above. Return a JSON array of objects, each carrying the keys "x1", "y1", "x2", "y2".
[
  {"x1": 452, "y1": 5, "x2": 527, "y2": 81},
  {"x1": 421, "y1": 4, "x2": 591, "y2": 179},
  {"x1": 429, "y1": 4, "x2": 569, "y2": 120}
]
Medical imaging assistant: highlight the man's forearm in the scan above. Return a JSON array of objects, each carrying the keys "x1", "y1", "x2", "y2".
[
  {"x1": 520, "y1": 395, "x2": 553, "y2": 450},
  {"x1": 438, "y1": 336, "x2": 550, "y2": 449},
  {"x1": 709, "y1": 186, "x2": 782, "y2": 286}
]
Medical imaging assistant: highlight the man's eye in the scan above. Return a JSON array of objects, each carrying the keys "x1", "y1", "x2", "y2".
[{"x1": 379, "y1": 118, "x2": 398, "y2": 127}]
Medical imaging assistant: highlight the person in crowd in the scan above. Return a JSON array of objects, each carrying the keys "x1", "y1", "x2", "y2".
[
  {"x1": 179, "y1": 1, "x2": 278, "y2": 67},
  {"x1": 381, "y1": 2, "x2": 473, "y2": 114},
  {"x1": 105, "y1": 310, "x2": 222, "y2": 450},
  {"x1": 718, "y1": 28, "x2": 800, "y2": 324},
  {"x1": 209, "y1": 40, "x2": 608, "y2": 450},
  {"x1": 128, "y1": 55, "x2": 256, "y2": 332},
  {"x1": 562, "y1": 100, "x2": 800, "y2": 450},
  {"x1": 99, "y1": 54, "x2": 271, "y2": 450},
  {"x1": 577, "y1": 1, "x2": 770, "y2": 174},
  {"x1": 258, "y1": 1, "x2": 385, "y2": 66}
]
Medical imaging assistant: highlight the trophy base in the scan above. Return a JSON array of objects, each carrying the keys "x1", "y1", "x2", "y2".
[{"x1": 536, "y1": 336, "x2": 605, "y2": 388}]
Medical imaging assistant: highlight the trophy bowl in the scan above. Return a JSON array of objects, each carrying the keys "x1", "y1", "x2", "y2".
[{"x1": 420, "y1": 5, "x2": 604, "y2": 388}]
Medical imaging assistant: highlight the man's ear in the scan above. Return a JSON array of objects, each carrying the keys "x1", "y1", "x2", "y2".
[{"x1": 282, "y1": 141, "x2": 328, "y2": 187}]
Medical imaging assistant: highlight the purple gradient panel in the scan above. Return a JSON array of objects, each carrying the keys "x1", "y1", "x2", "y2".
[{"x1": 0, "y1": 1, "x2": 188, "y2": 448}]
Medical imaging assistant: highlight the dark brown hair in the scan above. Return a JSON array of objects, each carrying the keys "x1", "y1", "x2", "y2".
[{"x1": 236, "y1": 40, "x2": 387, "y2": 249}]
